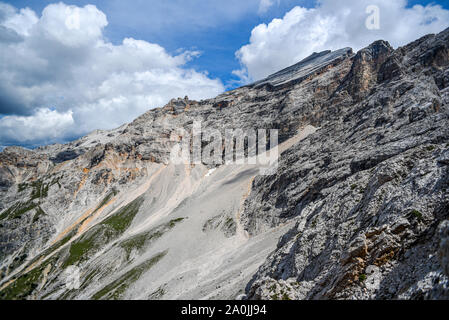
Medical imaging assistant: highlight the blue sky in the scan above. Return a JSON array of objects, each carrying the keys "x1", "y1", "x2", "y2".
[
  {"x1": 4, "y1": 0, "x2": 447, "y2": 88},
  {"x1": 0, "y1": 0, "x2": 448, "y2": 148},
  {"x1": 2, "y1": 0, "x2": 315, "y2": 88}
]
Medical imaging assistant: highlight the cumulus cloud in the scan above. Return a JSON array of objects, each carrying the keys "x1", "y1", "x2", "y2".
[
  {"x1": 0, "y1": 2, "x2": 224, "y2": 147},
  {"x1": 236, "y1": 0, "x2": 449, "y2": 81}
]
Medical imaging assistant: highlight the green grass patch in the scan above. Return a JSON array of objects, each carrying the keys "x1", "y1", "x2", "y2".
[
  {"x1": 169, "y1": 217, "x2": 184, "y2": 227},
  {"x1": 21, "y1": 228, "x2": 77, "y2": 276},
  {"x1": 7, "y1": 253, "x2": 28, "y2": 274},
  {"x1": 0, "y1": 202, "x2": 38, "y2": 221},
  {"x1": 92, "y1": 251, "x2": 167, "y2": 300},
  {"x1": 281, "y1": 292, "x2": 291, "y2": 300},
  {"x1": 30, "y1": 180, "x2": 48, "y2": 200},
  {"x1": 63, "y1": 238, "x2": 97, "y2": 268},
  {"x1": 101, "y1": 195, "x2": 143, "y2": 233},
  {"x1": 0, "y1": 258, "x2": 55, "y2": 300},
  {"x1": 94, "y1": 189, "x2": 119, "y2": 212},
  {"x1": 32, "y1": 206, "x2": 46, "y2": 223},
  {"x1": 120, "y1": 233, "x2": 149, "y2": 259},
  {"x1": 0, "y1": 226, "x2": 82, "y2": 299},
  {"x1": 119, "y1": 217, "x2": 185, "y2": 260},
  {"x1": 80, "y1": 269, "x2": 101, "y2": 291},
  {"x1": 49, "y1": 176, "x2": 62, "y2": 189},
  {"x1": 17, "y1": 183, "x2": 28, "y2": 192},
  {"x1": 62, "y1": 196, "x2": 145, "y2": 268},
  {"x1": 48, "y1": 229, "x2": 77, "y2": 255},
  {"x1": 0, "y1": 204, "x2": 17, "y2": 220},
  {"x1": 0, "y1": 267, "x2": 41, "y2": 300}
]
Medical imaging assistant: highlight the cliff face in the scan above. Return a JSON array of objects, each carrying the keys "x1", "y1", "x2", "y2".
[
  {"x1": 243, "y1": 30, "x2": 449, "y2": 300},
  {"x1": 0, "y1": 28, "x2": 448, "y2": 300}
]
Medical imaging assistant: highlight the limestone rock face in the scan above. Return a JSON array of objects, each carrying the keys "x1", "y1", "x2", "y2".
[
  {"x1": 243, "y1": 28, "x2": 449, "y2": 300},
  {"x1": 0, "y1": 28, "x2": 448, "y2": 300}
]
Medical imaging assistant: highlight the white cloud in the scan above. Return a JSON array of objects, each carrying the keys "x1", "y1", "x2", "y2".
[
  {"x1": 236, "y1": 0, "x2": 449, "y2": 81},
  {"x1": 0, "y1": 2, "x2": 224, "y2": 147},
  {"x1": 1, "y1": 5, "x2": 38, "y2": 36},
  {"x1": 0, "y1": 108, "x2": 74, "y2": 145},
  {"x1": 258, "y1": 0, "x2": 278, "y2": 15}
]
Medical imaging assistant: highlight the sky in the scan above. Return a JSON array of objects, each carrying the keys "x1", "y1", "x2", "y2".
[{"x1": 0, "y1": 0, "x2": 448, "y2": 149}]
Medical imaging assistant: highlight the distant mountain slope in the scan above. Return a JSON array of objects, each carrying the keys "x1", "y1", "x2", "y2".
[{"x1": 0, "y1": 28, "x2": 448, "y2": 300}]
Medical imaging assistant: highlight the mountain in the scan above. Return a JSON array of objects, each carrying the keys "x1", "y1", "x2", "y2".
[{"x1": 0, "y1": 28, "x2": 448, "y2": 300}]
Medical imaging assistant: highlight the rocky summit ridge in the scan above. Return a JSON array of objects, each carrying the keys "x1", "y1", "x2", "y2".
[{"x1": 0, "y1": 28, "x2": 449, "y2": 300}]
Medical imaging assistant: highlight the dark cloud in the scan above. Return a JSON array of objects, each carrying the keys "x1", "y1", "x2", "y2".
[
  {"x1": 0, "y1": 25, "x2": 22, "y2": 43},
  {"x1": 0, "y1": 85, "x2": 30, "y2": 115}
]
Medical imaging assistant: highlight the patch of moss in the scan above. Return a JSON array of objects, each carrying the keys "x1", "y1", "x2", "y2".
[
  {"x1": 92, "y1": 251, "x2": 167, "y2": 300},
  {"x1": 426, "y1": 145, "x2": 435, "y2": 152},
  {"x1": 62, "y1": 224, "x2": 119, "y2": 268},
  {"x1": 13, "y1": 203, "x2": 38, "y2": 219},
  {"x1": 351, "y1": 184, "x2": 358, "y2": 190},
  {"x1": 410, "y1": 209, "x2": 423, "y2": 221},
  {"x1": 270, "y1": 293, "x2": 279, "y2": 300},
  {"x1": 359, "y1": 274, "x2": 367, "y2": 282}
]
